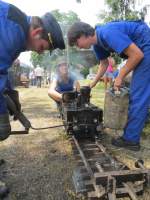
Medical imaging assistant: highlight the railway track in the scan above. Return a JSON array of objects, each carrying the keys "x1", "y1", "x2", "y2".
[{"x1": 71, "y1": 136, "x2": 150, "y2": 200}]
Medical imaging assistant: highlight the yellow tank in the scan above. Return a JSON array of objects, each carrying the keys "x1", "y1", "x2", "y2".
[{"x1": 104, "y1": 88, "x2": 129, "y2": 130}]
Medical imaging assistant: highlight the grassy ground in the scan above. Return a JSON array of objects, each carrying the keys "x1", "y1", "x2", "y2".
[
  {"x1": 0, "y1": 81, "x2": 149, "y2": 200},
  {"x1": 1, "y1": 86, "x2": 75, "y2": 200}
]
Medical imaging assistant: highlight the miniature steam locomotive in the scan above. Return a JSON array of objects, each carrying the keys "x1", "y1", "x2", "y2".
[{"x1": 59, "y1": 86, "x2": 103, "y2": 138}]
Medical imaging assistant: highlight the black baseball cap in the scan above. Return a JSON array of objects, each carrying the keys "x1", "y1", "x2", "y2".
[{"x1": 41, "y1": 13, "x2": 65, "y2": 51}]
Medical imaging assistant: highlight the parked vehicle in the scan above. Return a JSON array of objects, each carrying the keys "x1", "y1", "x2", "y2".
[
  {"x1": 86, "y1": 74, "x2": 96, "y2": 80},
  {"x1": 11, "y1": 59, "x2": 30, "y2": 88}
]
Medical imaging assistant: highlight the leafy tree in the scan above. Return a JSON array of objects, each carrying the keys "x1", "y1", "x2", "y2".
[
  {"x1": 30, "y1": 10, "x2": 80, "y2": 70},
  {"x1": 51, "y1": 10, "x2": 80, "y2": 25},
  {"x1": 97, "y1": 0, "x2": 148, "y2": 65},
  {"x1": 80, "y1": 66, "x2": 89, "y2": 78},
  {"x1": 98, "y1": 0, "x2": 147, "y2": 22},
  {"x1": 51, "y1": 10, "x2": 80, "y2": 37},
  {"x1": 30, "y1": 52, "x2": 44, "y2": 68}
]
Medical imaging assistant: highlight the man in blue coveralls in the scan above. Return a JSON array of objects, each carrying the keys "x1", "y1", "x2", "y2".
[
  {"x1": 0, "y1": 1, "x2": 65, "y2": 196},
  {"x1": 67, "y1": 20, "x2": 150, "y2": 151},
  {"x1": 0, "y1": 0, "x2": 65, "y2": 140}
]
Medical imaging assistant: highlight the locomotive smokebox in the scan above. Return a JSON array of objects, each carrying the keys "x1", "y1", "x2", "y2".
[{"x1": 62, "y1": 91, "x2": 77, "y2": 103}]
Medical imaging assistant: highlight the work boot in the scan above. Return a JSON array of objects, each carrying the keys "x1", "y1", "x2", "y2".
[
  {"x1": 0, "y1": 180, "x2": 9, "y2": 198},
  {"x1": 111, "y1": 136, "x2": 140, "y2": 151},
  {"x1": 0, "y1": 113, "x2": 11, "y2": 140}
]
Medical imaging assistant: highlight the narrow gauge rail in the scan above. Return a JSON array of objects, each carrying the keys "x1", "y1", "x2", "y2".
[
  {"x1": 58, "y1": 87, "x2": 150, "y2": 200},
  {"x1": 71, "y1": 136, "x2": 150, "y2": 200}
]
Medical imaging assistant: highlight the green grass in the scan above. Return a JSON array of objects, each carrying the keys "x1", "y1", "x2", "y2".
[{"x1": 17, "y1": 84, "x2": 150, "y2": 197}]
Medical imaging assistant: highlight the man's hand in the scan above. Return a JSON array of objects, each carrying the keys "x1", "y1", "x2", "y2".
[
  {"x1": 89, "y1": 82, "x2": 96, "y2": 89},
  {"x1": 114, "y1": 76, "x2": 123, "y2": 90},
  {"x1": 88, "y1": 58, "x2": 109, "y2": 89}
]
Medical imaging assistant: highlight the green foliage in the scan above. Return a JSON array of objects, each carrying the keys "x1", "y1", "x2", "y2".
[
  {"x1": 97, "y1": 0, "x2": 148, "y2": 66},
  {"x1": 50, "y1": 10, "x2": 88, "y2": 74},
  {"x1": 51, "y1": 10, "x2": 80, "y2": 38},
  {"x1": 30, "y1": 10, "x2": 80, "y2": 70},
  {"x1": 68, "y1": 49, "x2": 87, "y2": 67},
  {"x1": 98, "y1": 0, "x2": 147, "y2": 22},
  {"x1": 51, "y1": 10, "x2": 80, "y2": 25},
  {"x1": 92, "y1": 65, "x2": 99, "y2": 73},
  {"x1": 30, "y1": 52, "x2": 44, "y2": 68},
  {"x1": 80, "y1": 67, "x2": 89, "y2": 78},
  {"x1": 111, "y1": 53, "x2": 122, "y2": 65}
]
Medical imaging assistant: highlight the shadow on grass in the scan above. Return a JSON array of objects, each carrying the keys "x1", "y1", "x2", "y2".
[{"x1": 0, "y1": 134, "x2": 76, "y2": 200}]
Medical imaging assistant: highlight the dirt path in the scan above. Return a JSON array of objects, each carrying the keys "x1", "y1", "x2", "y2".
[{"x1": 0, "y1": 87, "x2": 76, "y2": 200}]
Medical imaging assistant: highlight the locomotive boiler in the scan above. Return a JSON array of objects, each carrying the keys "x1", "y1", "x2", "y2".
[{"x1": 59, "y1": 86, "x2": 103, "y2": 138}]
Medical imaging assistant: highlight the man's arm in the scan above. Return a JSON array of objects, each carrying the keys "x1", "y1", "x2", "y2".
[
  {"x1": 114, "y1": 43, "x2": 144, "y2": 89},
  {"x1": 74, "y1": 80, "x2": 80, "y2": 92},
  {"x1": 48, "y1": 80, "x2": 62, "y2": 102},
  {"x1": 90, "y1": 58, "x2": 109, "y2": 88}
]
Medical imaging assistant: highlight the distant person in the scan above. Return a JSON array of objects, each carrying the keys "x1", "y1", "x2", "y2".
[
  {"x1": 35, "y1": 65, "x2": 44, "y2": 88},
  {"x1": 103, "y1": 57, "x2": 114, "y2": 90},
  {"x1": 48, "y1": 61, "x2": 80, "y2": 102},
  {"x1": 43, "y1": 69, "x2": 49, "y2": 86},
  {"x1": 29, "y1": 70, "x2": 36, "y2": 86},
  {"x1": 113, "y1": 61, "x2": 132, "y2": 88},
  {"x1": 47, "y1": 73, "x2": 51, "y2": 85}
]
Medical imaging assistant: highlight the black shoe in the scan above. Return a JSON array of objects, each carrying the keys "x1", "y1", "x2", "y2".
[{"x1": 111, "y1": 137, "x2": 140, "y2": 151}]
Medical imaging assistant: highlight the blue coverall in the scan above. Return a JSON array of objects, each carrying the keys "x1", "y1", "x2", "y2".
[
  {"x1": 0, "y1": 0, "x2": 29, "y2": 114},
  {"x1": 93, "y1": 20, "x2": 150, "y2": 143}
]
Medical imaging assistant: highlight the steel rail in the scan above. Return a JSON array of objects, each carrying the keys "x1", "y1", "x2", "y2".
[{"x1": 72, "y1": 136, "x2": 105, "y2": 198}]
